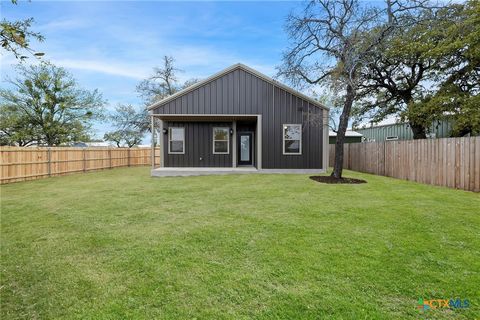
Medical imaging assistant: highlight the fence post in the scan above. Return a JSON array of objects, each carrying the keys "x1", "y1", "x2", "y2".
[
  {"x1": 47, "y1": 147, "x2": 51, "y2": 177},
  {"x1": 109, "y1": 147, "x2": 112, "y2": 169},
  {"x1": 127, "y1": 148, "x2": 131, "y2": 167},
  {"x1": 83, "y1": 148, "x2": 86, "y2": 172},
  {"x1": 383, "y1": 141, "x2": 387, "y2": 176}
]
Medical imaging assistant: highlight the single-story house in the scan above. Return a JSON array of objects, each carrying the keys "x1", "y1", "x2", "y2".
[
  {"x1": 329, "y1": 130, "x2": 363, "y2": 144},
  {"x1": 148, "y1": 63, "x2": 329, "y2": 176}
]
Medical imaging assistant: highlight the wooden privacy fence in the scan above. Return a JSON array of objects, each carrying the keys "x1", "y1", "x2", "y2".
[
  {"x1": 329, "y1": 136, "x2": 480, "y2": 192},
  {"x1": 0, "y1": 147, "x2": 160, "y2": 184}
]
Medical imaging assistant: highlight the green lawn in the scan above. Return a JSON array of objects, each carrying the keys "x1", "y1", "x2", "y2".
[{"x1": 1, "y1": 167, "x2": 479, "y2": 319}]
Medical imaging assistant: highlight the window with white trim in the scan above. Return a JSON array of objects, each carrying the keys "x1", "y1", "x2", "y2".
[
  {"x1": 283, "y1": 124, "x2": 302, "y2": 155},
  {"x1": 213, "y1": 127, "x2": 229, "y2": 154},
  {"x1": 168, "y1": 127, "x2": 185, "y2": 154}
]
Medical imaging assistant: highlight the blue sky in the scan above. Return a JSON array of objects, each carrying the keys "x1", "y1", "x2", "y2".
[{"x1": 1, "y1": 0, "x2": 305, "y2": 141}]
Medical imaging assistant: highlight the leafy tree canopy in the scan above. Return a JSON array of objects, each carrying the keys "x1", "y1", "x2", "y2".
[
  {"x1": 1, "y1": 0, "x2": 44, "y2": 60},
  {"x1": 103, "y1": 104, "x2": 148, "y2": 148},
  {"x1": 355, "y1": 0, "x2": 479, "y2": 137},
  {"x1": 0, "y1": 62, "x2": 105, "y2": 146}
]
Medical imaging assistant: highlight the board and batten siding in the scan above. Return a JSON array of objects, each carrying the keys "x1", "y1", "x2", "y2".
[
  {"x1": 153, "y1": 67, "x2": 324, "y2": 169},
  {"x1": 163, "y1": 122, "x2": 232, "y2": 167}
]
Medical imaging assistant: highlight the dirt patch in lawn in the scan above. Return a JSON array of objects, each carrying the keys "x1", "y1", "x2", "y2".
[{"x1": 309, "y1": 176, "x2": 367, "y2": 184}]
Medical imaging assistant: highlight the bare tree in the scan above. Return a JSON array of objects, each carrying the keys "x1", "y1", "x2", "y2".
[
  {"x1": 137, "y1": 56, "x2": 198, "y2": 105},
  {"x1": 279, "y1": 0, "x2": 442, "y2": 178},
  {"x1": 278, "y1": 0, "x2": 386, "y2": 179},
  {"x1": 302, "y1": 93, "x2": 342, "y2": 132}
]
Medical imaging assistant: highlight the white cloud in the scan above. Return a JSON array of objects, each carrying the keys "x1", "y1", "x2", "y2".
[
  {"x1": 37, "y1": 18, "x2": 87, "y2": 32},
  {"x1": 53, "y1": 58, "x2": 150, "y2": 79}
]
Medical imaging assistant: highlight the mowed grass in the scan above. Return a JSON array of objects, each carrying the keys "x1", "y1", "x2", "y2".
[{"x1": 1, "y1": 167, "x2": 479, "y2": 319}]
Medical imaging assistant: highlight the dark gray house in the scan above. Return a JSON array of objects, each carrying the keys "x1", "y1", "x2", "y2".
[{"x1": 149, "y1": 64, "x2": 329, "y2": 176}]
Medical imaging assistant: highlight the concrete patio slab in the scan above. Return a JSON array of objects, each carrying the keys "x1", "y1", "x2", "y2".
[{"x1": 151, "y1": 167, "x2": 326, "y2": 177}]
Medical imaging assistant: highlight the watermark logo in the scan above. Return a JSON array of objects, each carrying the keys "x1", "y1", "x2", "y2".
[{"x1": 417, "y1": 298, "x2": 470, "y2": 311}]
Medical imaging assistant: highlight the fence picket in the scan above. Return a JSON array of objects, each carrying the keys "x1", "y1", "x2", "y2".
[
  {"x1": 0, "y1": 147, "x2": 160, "y2": 184},
  {"x1": 329, "y1": 137, "x2": 479, "y2": 192}
]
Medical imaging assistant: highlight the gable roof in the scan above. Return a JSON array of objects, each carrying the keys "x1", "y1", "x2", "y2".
[{"x1": 147, "y1": 63, "x2": 329, "y2": 111}]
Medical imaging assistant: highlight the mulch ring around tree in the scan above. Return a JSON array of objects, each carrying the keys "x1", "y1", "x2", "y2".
[{"x1": 309, "y1": 176, "x2": 367, "y2": 184}]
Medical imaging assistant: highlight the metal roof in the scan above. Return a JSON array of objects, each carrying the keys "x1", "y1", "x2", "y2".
[
  {"x1": 329, "y1": 130, "x2": 363, "y2": 137},
  {"x1": 147, "y1": 63, "x2": 329, "y2": 111}
]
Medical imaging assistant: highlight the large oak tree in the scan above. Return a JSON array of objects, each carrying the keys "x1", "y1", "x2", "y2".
[
  {"x1": 0, "y1": 62, "x2": 105, "y2": 146},
  {"x1": 278, "y1": 0, "x2": 389, "y2": 178}
]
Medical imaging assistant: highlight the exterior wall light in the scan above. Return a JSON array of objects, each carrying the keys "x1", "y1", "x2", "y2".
[{"x1": 162, "y1": 128, "x2": 168, "y2": 134}]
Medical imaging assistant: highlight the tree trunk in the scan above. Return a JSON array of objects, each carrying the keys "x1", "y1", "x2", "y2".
[
  {"x1": 332, "y1": 84, "x2": 355, "y2": 179},
  {"x1": 410, "y1": 122, "x2": 427, "y2": 139},
  {"x1": 403, "y1": 95, "x2": 427, "y2": 140}
]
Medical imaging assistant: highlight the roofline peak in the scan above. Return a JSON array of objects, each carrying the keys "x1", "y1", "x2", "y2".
[{"x1": 147, "y1": 63, "x2": 329, "y2": 111}]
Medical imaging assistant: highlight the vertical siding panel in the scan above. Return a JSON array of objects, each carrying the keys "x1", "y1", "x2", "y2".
[
  {"x1": 186, "y1": 93, "x2": 191, "y2": 114},
  {"x1": 239, "y1": 70, "x2": 246, "y2": 114},
  {"x1": 250, "y1": 75, "x2": 257, "y2": 114},
  {"x1": 193, "y1": 122, "x2": 198, "y2": 166},
  {"x1": 306, "y1": 101, "x2": 312, "y2": 168},
  {"x1": 249, "y1": 71, "x2": 253, "y2": 114},
  {"x1": 180, "y1": 95, "x2": 186, "y2": 114},
  {"x1": 215, "y1": 81, "x2": 220, "y2": 114},
  {"x1": 179, "y1": 122, "x2": 184, "y2": 167},
  {"x1": 234, "y1": 70, "x2": 240, "y2": 114},
  {"x1": 204, "y1": 123, "x2": 209, "y2": 166},
  {"x1": 228, "y1": 72, "x2": 234, "y2": 113},
  {"x1": 207, "y1": 81, "x2": 213, "y2": 114},
  {"x1": 301, "y1": 99, "x2": 306, "y2": 168},
  {"x1": 288, "y1": 92, "x2": 295, "y2": 168},
  {"x1": 227, "y1": 72, "x2": 233, "y2": 113},
  {"x1": 214, "y1": 78, "x2": 219, "y2": 114},
  {"x1": 204, "y1": 85, "x2": 209, "y2": 115},
  {"x1": 247, "y1": 72, "x2": 252, "y2": 114},
  {"x1": 192, "y1": 123, "x2": 198, "y2": 167},
  {"x1": 219, "y1": 78, "x2": 224, "y2": 114},
  {"x1": 210, "y1": 80, "x2": 215, "y2": 114},
  {"x1": 268, "y1": 82, "x2": 274, "y2": 167},
  {"x1": 264, "y1": 81, "x2": 269, "y2": 166},
  {"x1": 278, "y1": 89, "x2": 284, "y2": 168},
  {"x1": 304, "y1": 99, "x2": 309, "y2": 169},
  {"x1": 274, "y1": 88, "x2": 281, "y2": 167},
  {"x1": 175, "y1": 97, "x2": 181, "y2": 114},
  {"x1": 279, "y1": 90, "x2": 291, "y2": 168},
  {"x1": 270, "y1": 83, "x2": 276, "y2": 168},
  {"x1": 193, "y1": 87, "x2": 199, "y2": 113},
  {"x1": 272, "y1": 86, "x2": 277, "y2": 168},
  {"x1": 198, "y1": 87, "x2": 204, "y2": 115},
  {"x1": 203, "y1": 124, "x2": 209, "y2": 167},
  {"x1": 316, "y1": 105, "x2": 321, "y2": 168}
]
